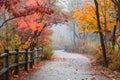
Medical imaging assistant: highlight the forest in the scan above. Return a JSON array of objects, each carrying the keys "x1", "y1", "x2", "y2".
[{"x1": 0, "y1": 0, "x2": 120, "y2": 80}]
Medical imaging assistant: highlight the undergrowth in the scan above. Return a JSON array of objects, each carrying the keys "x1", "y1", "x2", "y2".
[{"x1": 41, "y1": 43, "x2": 53, "y2": 60}]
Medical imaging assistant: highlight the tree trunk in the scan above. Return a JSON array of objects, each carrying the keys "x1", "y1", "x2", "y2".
[
  {"x1": 112, "y1": 25, "x2": 117, "y2": 49},
  {"x1": 104, "y1": 0, "x2": 108, "y2": 48},
  {"x1": 94, "y1": 0, "x2": 108, "y2": 67},
  {"x1": 73, "y1": 24, "x2": 76, "y2": 51}
]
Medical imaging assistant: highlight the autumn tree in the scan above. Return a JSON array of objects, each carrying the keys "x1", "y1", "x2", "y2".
[
  {"x1": 73, "y1": 0, "x2": 116, "y2": 67},
  {"x1": 111, "y1": 0, "x2": 120, "y2": 25},
  {"x1": 11, "y1": 0, "x2": 67, "y2": 49},
  {"x1": 0, "y1": 0, "x2": 54, "y2": 28},
  {"x1": 111, "y1": 0, "x2": 120, "y2": 48},
  {"x1": 94, "y1": 0, "x2": 108, "y2": 67},
  {"x1": 0, "y1": 0, "x2": 52, "y2": 51}
]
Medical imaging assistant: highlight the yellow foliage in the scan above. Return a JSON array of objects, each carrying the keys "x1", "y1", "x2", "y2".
[
  {"x1": 73, "y1": 0, "x2": 115, "y2": 34},
  {"x1": 116, "y1": 28, "x2": 120, "y2": 34},
  {"x1": 73, "y1": 7, "x2": 81, "y2": 19},
  {"x1": 19, "y1": 38, "x2": 31, "y2": 49},
  {"x1": 77, "y1": 27, "x2": 84, "y2": 34},
  {"x1": 85, "y1": 28, "x2": 89, "y2": 33}
]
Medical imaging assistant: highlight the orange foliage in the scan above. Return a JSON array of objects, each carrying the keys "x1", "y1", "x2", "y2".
[
  {"x1": 11, "y1": 0, "x2": 55, "y2": 49},
  {"x1": 39, "y1": 27, "x2": 53, "y2": 46},
  {"x1": 26, "y1": 0, "x2": 36, "y2": 6},
  {"x1": 73, "y1": 0, "x2": 115, "y2": 34},
  {"x1": 15, "y1": 14, "x2": 43, "y2": 32}
]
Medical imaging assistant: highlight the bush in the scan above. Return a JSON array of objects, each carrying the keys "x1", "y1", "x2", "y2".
[
  {"x1": 41, "y1": 43, "x2": 53, "y2": 60},
  {"x1": 94, "y1": 46, "x2": 120, "y2": 71},
  {"x1": 64, "y1": 40, "x2": 92, "y2": 53},
  {"x1": 108, "y1": 49, "x2": 120, "y2": 71}
]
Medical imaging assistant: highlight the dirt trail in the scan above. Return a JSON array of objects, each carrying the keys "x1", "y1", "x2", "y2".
[{"x1": 23, "y1": 50, "x2": 106, "y2": 80}]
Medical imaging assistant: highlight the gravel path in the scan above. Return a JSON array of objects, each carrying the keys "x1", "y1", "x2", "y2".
[{"x1": 23, "y1": 50, "x2": 106, "y2": 80}]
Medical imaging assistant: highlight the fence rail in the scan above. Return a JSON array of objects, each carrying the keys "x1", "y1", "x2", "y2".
[{"x1": 0, "y1": 48, "x2": 42, "y2": 80}]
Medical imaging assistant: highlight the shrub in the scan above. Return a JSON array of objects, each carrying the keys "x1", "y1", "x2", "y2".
[
  {"x1": 41, "y1": 43, "x2": 53, "y2": 60},
  {"x1": 108, "y1": 49, "x2": 120, "y2": 71},
  {"x1": 94, "y1": 46, "x2": 120, "y2": 71}
]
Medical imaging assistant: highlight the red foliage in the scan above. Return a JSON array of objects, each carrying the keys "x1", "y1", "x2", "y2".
[
  {"x1": 117, "y1": 36, "x2": 120, "y2": 43},
  {"x1": 14, "y1": 14, "x2": 43, "y2": 32},
  {"x1": 0, "y1": 0, "x2": 20, "y2": 9},
  {"x1": 39, "y1": 27, "x2": 53, "y2": 45},
  {"x1": 44, "y1": 14, "x2": 67, "y2": 24},
  {"x1": 0, "y1": 0, "x2": 53, "y2": 16},
  {"x1": 0, "y1": 0, "x2": 67, "y2": 48},
  {"x1": 0, "y1": 0, "x2": 54, "y2": 28},
  {"x1": 117, "y1": 33, "x2": 120, "y2": 43},
  {"x1": 12, "y1": 2, "x2": 53, "y2": 17}
]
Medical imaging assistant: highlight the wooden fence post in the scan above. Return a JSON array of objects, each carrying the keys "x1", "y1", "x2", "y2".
[
  {"x1": 30, "y1": 49, "x2": 33, "y2": 69},
  {"x1": 32, "y1": 49, "x2": 35, "y2": 65},
  {"x1": 24, "y1": 49, "x2": 28, "y2": 71},
  {"x1": 40, "y1": 48, "x2": 43, "y2": 60},
  {"x1": 14, "y1": 49, "x2": 19, "y2": 75},
  {"x1": 4, "y1": 50, "x2": 9, "y2": 80},
  {"x1": 36, "y1": 48, "x2": 39, "y2": 63}
]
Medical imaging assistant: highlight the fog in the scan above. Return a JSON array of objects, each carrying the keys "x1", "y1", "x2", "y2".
[{"x1": 50, "y1": 24, "x2": 73, "y2": 49}]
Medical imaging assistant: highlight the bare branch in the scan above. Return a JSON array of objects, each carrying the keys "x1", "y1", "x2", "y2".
[{"x1": 111, "y1": 0, "x2": 118, "y2": 6}]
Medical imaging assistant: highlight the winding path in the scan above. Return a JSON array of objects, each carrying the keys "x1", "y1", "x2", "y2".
[{"x1": 23, "y1": 50, "x2": 106, "y2": 80}]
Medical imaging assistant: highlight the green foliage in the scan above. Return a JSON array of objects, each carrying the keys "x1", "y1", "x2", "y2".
[
  {"x1": 0, "y1": 25, "x2": 21, "y2": 52},
  {"x1": 41, "y1": 43, "x2": 53, "y2": 60},
  {"x1": 6, "y1": 25, "x2": 21, "y2": 50}
]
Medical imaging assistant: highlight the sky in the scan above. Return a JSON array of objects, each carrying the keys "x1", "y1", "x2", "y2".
[{"x1": 57, "y1": 0, "x2": 83, "y2": 12}]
